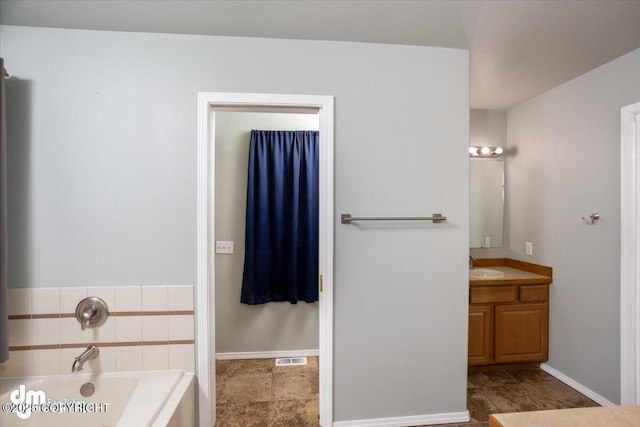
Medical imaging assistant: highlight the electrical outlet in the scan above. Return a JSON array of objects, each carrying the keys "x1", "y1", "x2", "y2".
[
  {"x1": 525, "y1": 241, "x2": 533, "y2": 256},
  {"x1": 216, "y1": 241, "x2": 234, "y2": 254},
  {"x1": 485, "y1": 237, "x2": 491, "y2": 248}
]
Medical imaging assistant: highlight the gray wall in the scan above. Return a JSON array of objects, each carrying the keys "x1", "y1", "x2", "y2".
[
  {"x1": 469, "y1": 109, "x2": 506, "y2": 148},
  {"x1": 214, "y1": 111, "x2": 319, "y2": 354},
  {"x1": 506, "y1": 47, "x2": 640, "y2": 404},
  {"x1": 0, "y1": 25, "x2": 469, "y2": 421}
]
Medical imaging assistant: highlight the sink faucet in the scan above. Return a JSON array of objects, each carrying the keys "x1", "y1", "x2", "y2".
[
  {"x1": 71, "y1": 345, "x2": 99, "y2": 372},
  {"x1": 469, "y1": 255, "x2": 476, "y2": 269}
]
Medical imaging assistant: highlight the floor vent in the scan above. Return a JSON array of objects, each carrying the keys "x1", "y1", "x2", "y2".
[{"x1": 275, "y1": 357, "x2": 308, "y2": 367}]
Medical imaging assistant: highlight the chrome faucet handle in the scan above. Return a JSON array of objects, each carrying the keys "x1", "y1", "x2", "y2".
[
  {"x1": 80, "y1": 306, "x2": 96, "y2": 331},
  {"x1": 75, "y1": 297, "x2": 109, "y2": 331}
]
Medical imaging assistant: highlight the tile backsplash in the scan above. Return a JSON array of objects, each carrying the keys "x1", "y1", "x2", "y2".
[{"x1": 0, "y1": 285, "x2": 195, "y2": 378}]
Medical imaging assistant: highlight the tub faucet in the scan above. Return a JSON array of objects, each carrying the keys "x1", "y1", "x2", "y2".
[
  {"x1": 469, "y1": 255, "x2": 476, "y2": 269},
  {"x1": 80, "y1": 305, "x2": 96, "y2": 331},
  {"x1": 72, "y1": 345, "x2": 99, "y2": 372}
]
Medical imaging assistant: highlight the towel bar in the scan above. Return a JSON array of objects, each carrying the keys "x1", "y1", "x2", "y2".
[{"x1": 341, "y1": 213, "x2": 446, "y2": 224}]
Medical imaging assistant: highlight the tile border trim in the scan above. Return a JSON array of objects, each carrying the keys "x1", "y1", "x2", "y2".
[
  {"x1": 9, "y1": 340, "x2": 195, "y2": 351},
  {"x1": 8, "y1": 310, "x2": 194, "y2": 320}
]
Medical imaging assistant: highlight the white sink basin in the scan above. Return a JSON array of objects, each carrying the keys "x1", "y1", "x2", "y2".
[{"x1": 469, "y1": 268, "x2": 505, "y2": 279}]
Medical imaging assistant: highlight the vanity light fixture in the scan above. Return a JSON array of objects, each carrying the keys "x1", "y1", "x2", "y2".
[{"x1": 469, "y1": 146, "x2": 503, "y2": 158}]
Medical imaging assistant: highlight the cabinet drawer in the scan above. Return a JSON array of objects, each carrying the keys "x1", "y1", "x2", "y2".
[
  {"x1": 520, "y1": 285, "x2": 549, "y2": 302},
  {"x1": 470, "y1": 286, "x2": 517, "y2": 304}
]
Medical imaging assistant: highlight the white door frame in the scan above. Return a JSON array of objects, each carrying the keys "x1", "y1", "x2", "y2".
[
  {"x1": 196, "y1": 92, "x2": 334, "y2": 426},
  {"x1": 621, "y1": 101, "x2": 640, "y2": 405}
]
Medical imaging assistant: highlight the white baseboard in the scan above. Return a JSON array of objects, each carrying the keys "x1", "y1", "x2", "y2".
[
  {"x1": 540, "y1": 363, "x2": 615, "y2": 407},
  {"x1": 215, "y1": 349, "x2": 319, "y2": 360},
  {"x1": 332, "y1": 410, "x2": 469, "y2": 427}
]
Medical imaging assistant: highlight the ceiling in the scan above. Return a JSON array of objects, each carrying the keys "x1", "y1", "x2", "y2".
[{"x1": 1, "y1": 0, "x2": 639, "y2": 110}]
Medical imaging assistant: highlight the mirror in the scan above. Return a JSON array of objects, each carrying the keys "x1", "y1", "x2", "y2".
[{"x1": 470, "y1": 158, "x2": 504, "y2": 248}]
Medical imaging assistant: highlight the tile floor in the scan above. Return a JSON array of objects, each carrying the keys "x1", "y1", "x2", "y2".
[
  {"x1": 429, "y1": 366, "x2": 599, "y2": 427},
  {"x1": 215, "y1": 357, "x2": 319, "y2": 426},
  {"x1": 215, "y1": 360, "x2": 598, "y2": 427}
]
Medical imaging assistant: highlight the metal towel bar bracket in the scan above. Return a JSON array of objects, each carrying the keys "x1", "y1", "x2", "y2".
[{"x1": 341, "y1": 213, "x2": 446, "y2": 224}]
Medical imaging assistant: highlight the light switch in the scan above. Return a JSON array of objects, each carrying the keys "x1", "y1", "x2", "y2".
[
  {"x1": 216, "y1": 241, "x2": 234, "y2": 254},
  {"x1": 525, "y1": 241, "x2": 533, "y2": 255}
]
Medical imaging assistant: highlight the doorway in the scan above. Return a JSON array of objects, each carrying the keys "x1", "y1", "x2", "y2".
[
  {"x1": 195, "y1": 93, "x2": 334, "y2": 426},
  {"x1": 621, "y1": 100, "x2": 640, "y2": 405},
  {"x1": 214, "y1": 110, "x2": 320, "y2": 424}
]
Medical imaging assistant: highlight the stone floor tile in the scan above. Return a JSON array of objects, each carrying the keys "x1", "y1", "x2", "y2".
[
  {"x1": 467, "y1": 386, "x2": 501, "y2": 422},
  {"x1": 503, "y1": 367, "x2": 554, "y2": 383},
  {"x1": 477, "y1": 384, "x2": 547, "y2": 414},
  {"x1": 216, "y1": 358, "x2": 274, "y2": 380},
  {"x1": 271, "y1": 371, "x2": 319, "y2": 401},
  {"x1": 215, "y1": 401, "x2": 270, "y2": 427},
  {"x1": 217, "y1": 372, "x2": 272, "y2": 404},
  {"x1": 467, "y1": 370, "x2": 519, "y2": 388},
  {"x1": 523, "y1": 380, "x2": 600, "y2": 410},
  {"x1": 269, "y1": 398, "x2": 319, "y2": 426}
]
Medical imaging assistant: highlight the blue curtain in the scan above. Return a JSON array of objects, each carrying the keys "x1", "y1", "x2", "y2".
[{"x1": 241, "y1": 130, "x2": 319, "y2": 304}]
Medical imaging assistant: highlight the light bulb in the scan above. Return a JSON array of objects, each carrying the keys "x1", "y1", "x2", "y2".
[
  {"x1": 480, "y1": 147, "x2": 490, "y2": 155},
  {"x1": 494, "y1": 147, "x2": 503, "y2": 155},
  {"x1": 468, "y1": 147, "x2": 478, "y2": 155}
]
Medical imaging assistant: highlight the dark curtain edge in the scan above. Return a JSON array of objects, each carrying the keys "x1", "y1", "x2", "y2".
[{"x1": 0, "y1": 57, "x2": 9, "y2": 363}]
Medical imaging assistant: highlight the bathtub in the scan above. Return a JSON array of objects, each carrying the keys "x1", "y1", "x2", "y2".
[{"x1": 0, "y1": 370, "x2": 194, "y2": 427}]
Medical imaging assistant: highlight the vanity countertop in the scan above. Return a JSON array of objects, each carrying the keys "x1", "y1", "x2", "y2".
[{"x1": 470, "y1": 258, "x2": 552, "y2": 287}]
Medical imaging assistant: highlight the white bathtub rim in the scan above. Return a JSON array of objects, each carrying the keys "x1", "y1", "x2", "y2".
[{"x1": 0, "y1": 369, "x2": 186, "y2": 427}]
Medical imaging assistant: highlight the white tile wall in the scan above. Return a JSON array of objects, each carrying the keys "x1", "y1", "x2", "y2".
[
  {"x1": 60, "y1": 317, "x2": 88, "y2": 344},
  {"x1": 7, "y1": 288, "x2": 31, "y2": 315},
  {"x1": 143, "y1": 345, "x2": 169, "y2": 370},
  {"x1": 115, "y1": 286, "x2": 142, "y2": 312},
  {"x1": 89, "y1": 316, "x2": 116, "y2": 342},
  {"x1": 169, "y1": 344, "x2": 195, "y2": 371},
  {"x1": 60, "y1": 348, "x2": 80, "y2": 374},
  {"x1": 115, "y1": 346, "x2": 143, "y2": 372},
  {"x1": 87, "y1": 346, "x2": 116, "y2": 373},
  {"x1": 8, "y1": 319, "x2": 32, "y2": 347},
  {"x1": 142, "y1": 286, "x2": 168, "y2": 311},
  {"x1": 60, "y1": 287, "x2": 88, "y2": 314},
  {"x1": 168, "y1": 286, "x2": 194, "y2": 311},
  {"x1": 32, "y1": 349, "x2": 61, "y2": 376},
  {"x1": 87, "y1": 287, "x2": 116, "y2": 312},
  {"x1": 169, "y1": 315, "x2": 195, "y2": 341},
  {"x1": 31, "y1": 288, "x2": 60, "y2": 314},
  {"x1": 115, "y1": 316, "x2": 143, "y2": 342},
  {"x1": 1, "y1": 285, "x2": 195, "y2": 378},
  {"x1": 142, "y1": 316, "x2": 169, "y2": 341},
  {"x1": 32, "y1": 318, "x2": 61, "y2": 346},
  {"x1": 0, "y1": 350, "x2": 33, "y2": 377}
]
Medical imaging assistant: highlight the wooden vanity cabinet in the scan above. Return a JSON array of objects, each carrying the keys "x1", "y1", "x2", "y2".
[
  {"x1": 468, "y1": 284, "x2": 549, "y2": 366},
  {"x1": 468, "y1": 305, "x2": 493, "y2": 365},
  {"x1": 494, "y1": 302, "x2": 548, "y2": 363}
]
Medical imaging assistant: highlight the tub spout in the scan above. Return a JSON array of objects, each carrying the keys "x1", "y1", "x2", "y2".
[{"x1": 72, "y1": 345, "x2": 99, "y2": 372}]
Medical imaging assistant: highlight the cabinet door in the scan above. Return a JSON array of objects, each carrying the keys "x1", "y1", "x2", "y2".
[
  {"x1": 468, "y1": 305, "x2": 493, "y2": 365},
  {"x1": 494, "y1": 303, "x2": 548, "y2": 363}
]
